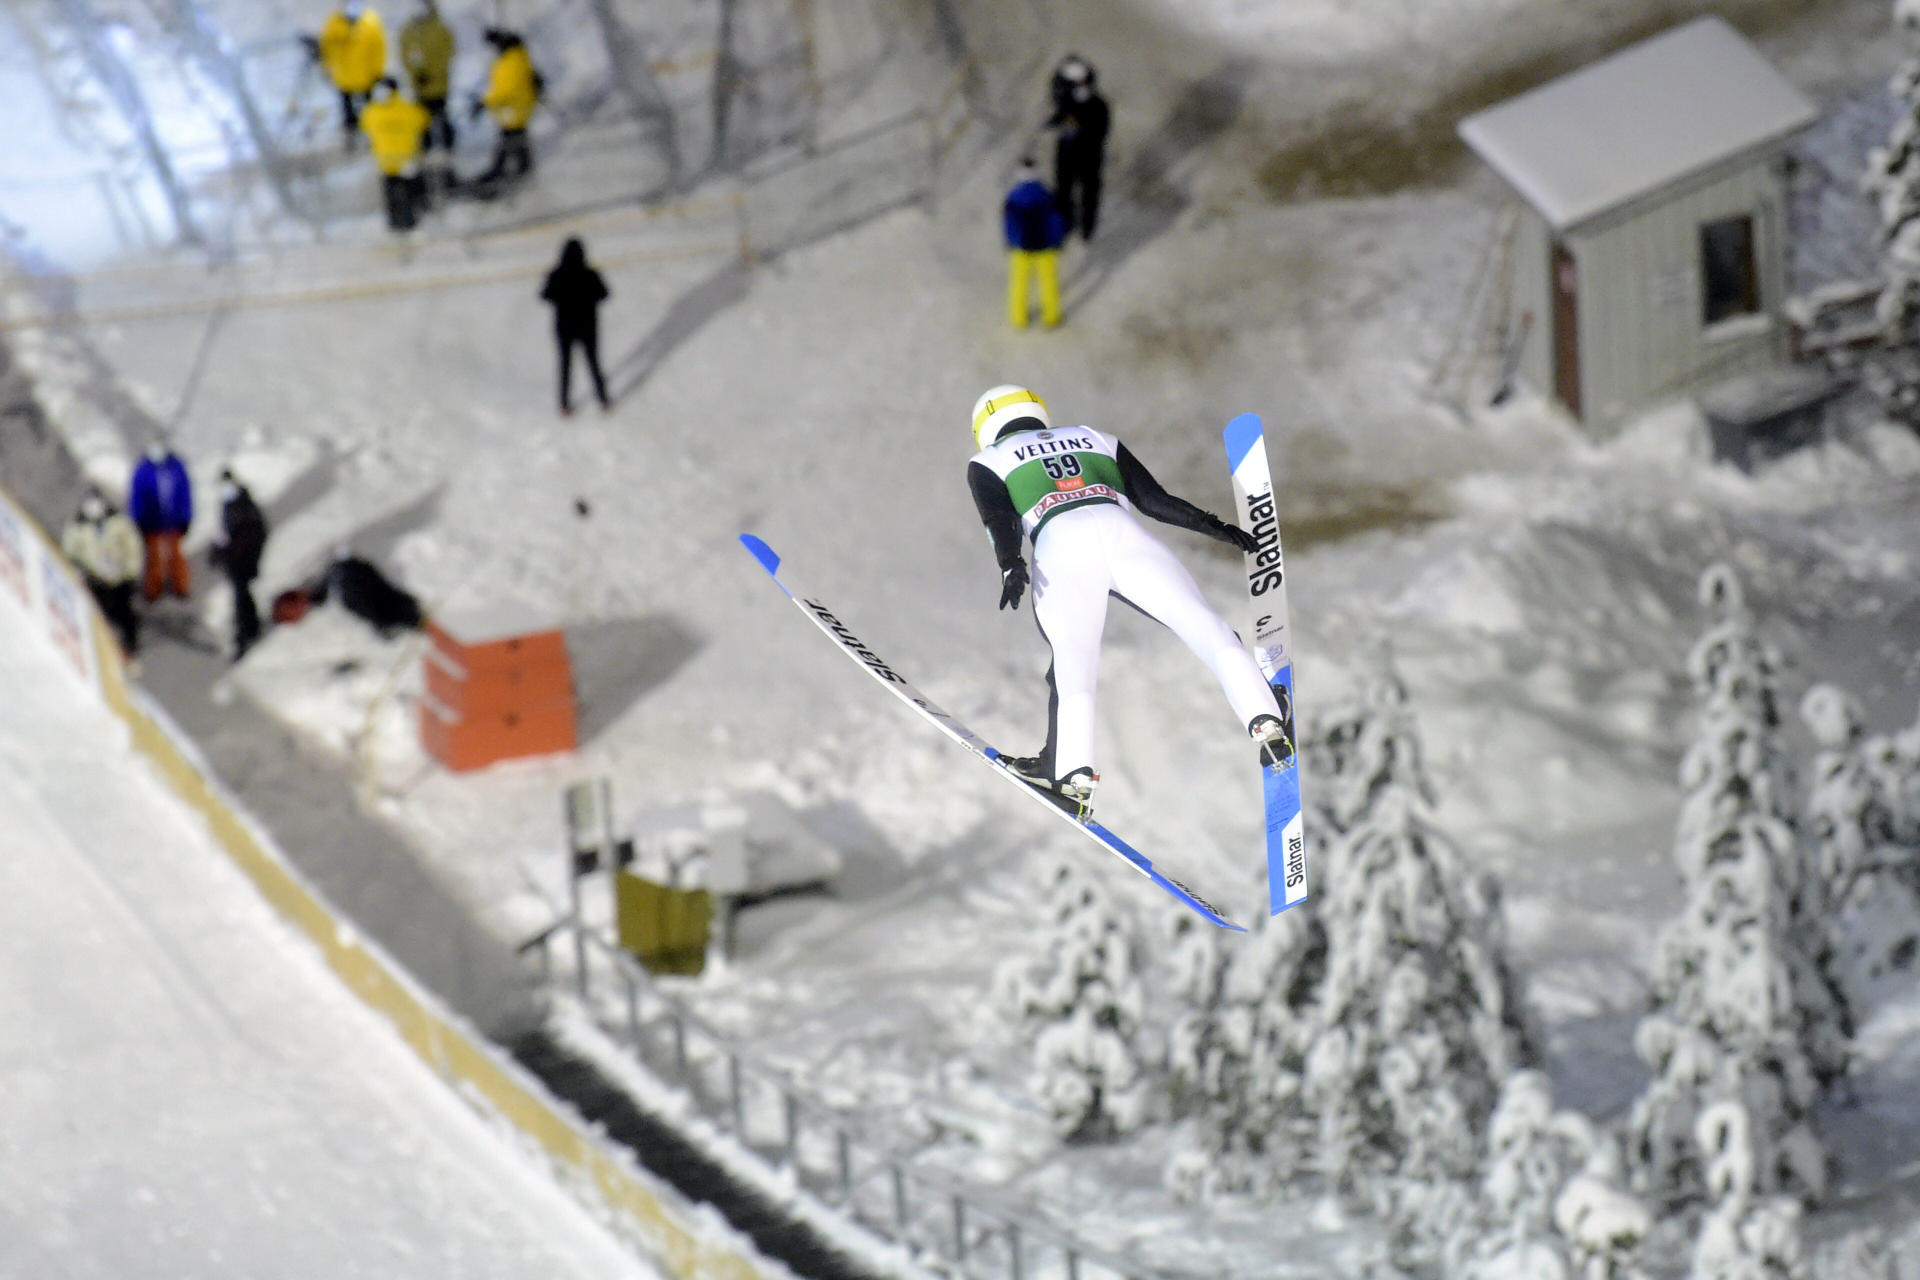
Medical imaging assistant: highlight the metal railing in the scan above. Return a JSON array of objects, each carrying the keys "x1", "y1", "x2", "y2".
[{"x1": 523, "y1": 913, "x2": 1172, "y2": 1280}]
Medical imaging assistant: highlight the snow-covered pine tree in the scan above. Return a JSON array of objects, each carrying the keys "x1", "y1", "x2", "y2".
[
  {"x1": 1170, "y1": 675, "x2": 1529, "y2": 1248},
  {"x1": 992, "y1": 857, "x2": 1149, "y2": 1141},
  {"x1": 1298, "y1": 678, "x2": 1530, "y2": 1263},
  {"x1": 1801, "y1": 684, "x2": 1920, "y2": 1005},
  {"x1": 1628, "y1": 566, "x2": 1839, "y2": 1210},
  {"x1": 1466, "y1": 1071, "x2": 1588, "y2": 1279},
  {"x1": 1861, "y1": 698, "x2": 1920, "y2": 861},
  {"x1": 1865, "y1": 1, "x2": 1920, "y2": 417},
  {"x1": 1166, "y1": 684, "x2": 1413, "y2": 1202},
  {"x1": 1463, "y1": 1071, "x2": 1651, "y2": 1280},
  {"x1": 1688, "y1": 1102, "x2": 1809, "y2": 1280},
  {"x1": 1165, "y1": 902, "x2": 1324, "y2": 1199}
]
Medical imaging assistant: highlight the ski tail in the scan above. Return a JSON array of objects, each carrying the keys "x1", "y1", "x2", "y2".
[{"x1": 1223, "y1": 415, "x2": 1309, "y2": 915}]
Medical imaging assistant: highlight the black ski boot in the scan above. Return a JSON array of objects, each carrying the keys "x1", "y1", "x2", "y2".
[
  {"x1": 999, "y1": 755, "x2": 1098, "y2": 820},
  {"x1": 1249, "y1": 714, "x2": 1294, "y2": 769},
  {"x1": 1000, "y1": 753, "x2": 1052, "y2": 787}
]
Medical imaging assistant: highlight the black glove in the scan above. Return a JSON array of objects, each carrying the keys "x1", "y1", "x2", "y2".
[
  {"x1": 1212, "y1": 518, "x2": 1258, "y2": 554},
  {"x1": 469, "y1": 97, "x2": 487, "y2": 122},
  {"x1": 999, "y1": 560, "x2": 1029, "y2": 611}
]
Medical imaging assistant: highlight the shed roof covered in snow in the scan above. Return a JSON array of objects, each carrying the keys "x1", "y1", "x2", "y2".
[{"x1": 1457, "y1": 17, "x2": 1815, "y2": 232}]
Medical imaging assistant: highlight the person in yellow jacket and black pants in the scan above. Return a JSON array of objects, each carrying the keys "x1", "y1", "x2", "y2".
[
  {"x1": 361, "y1": 78, "x2": 430, "y2": 230},
  {"x1": 473, "y1": 27, "x2": 539, "y2": 188},
  {"x1": 312, "y1": 2, "x2": 387, "y2": 141}
]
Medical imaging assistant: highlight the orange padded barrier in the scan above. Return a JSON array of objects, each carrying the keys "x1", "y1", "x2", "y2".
[{"x1": 420, "y1": 607, "x2": 577, "y2": 770}]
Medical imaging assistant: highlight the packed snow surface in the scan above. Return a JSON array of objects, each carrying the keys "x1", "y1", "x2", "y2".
[{"x1": 0, "y1": 594, "x2": 664, "y2": 1280}]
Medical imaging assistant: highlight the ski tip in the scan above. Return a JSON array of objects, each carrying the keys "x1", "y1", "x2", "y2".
[
  {"x1": 1270, "y1": 892, "x2": 1310, "y2": 917},
  {"x1": 739, "y1": 533, "x2": 781, "y2": 577},
  {"x1": 1223, "y1": 413, "x2": 1264, "y2": 469}
]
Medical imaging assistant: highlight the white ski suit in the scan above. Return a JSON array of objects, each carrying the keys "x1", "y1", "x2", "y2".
[{"x1": 968, "y1": 425, "x2": 1280, "y2": 781}]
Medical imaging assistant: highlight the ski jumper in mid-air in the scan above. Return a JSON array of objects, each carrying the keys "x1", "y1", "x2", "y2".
[{"x1": 967, "y1": 385, "x2": 1291, "y2": 815}]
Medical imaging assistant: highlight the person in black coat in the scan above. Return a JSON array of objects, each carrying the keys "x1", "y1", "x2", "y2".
[
  {"x1": 307, "y1": 549, "x2": 424, "y2": 637},
  {"x1": 1048, "y1": 56, "x2": 1109, "y2": 241},
  {"x1": 210, "y1": 469, "x2": 269, "y2": 660},
  {"x1": 539, "y1": 237, "x2": 611, "y2": 415}
]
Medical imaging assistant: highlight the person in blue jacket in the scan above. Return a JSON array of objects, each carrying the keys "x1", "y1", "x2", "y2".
[
  {"x1": 1003, "y1": 157, "x2": 1068, "y2": 329},
  {"x1": 128, "y1": 441, "x2": 194, "y2": 601}
]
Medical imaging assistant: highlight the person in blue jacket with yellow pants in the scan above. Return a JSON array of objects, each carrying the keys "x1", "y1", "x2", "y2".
[{"x1": 1003, "y1": 158, "x2": 1067, "y2": 329}]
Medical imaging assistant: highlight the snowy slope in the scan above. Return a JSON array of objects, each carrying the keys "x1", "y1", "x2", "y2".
[{"x1": 0, "y1": 587, "x2": 664, "y2": 1279}]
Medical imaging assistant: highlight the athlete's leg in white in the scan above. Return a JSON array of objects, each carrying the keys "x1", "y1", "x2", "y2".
[
  {"x1": 1105, "y1": 512, "x2": 1281, "y2": 729},
  {"x1": 1031, "y1": 515, "x2": 1114, "y2": 778}
]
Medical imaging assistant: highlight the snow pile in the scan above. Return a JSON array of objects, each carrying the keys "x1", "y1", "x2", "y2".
[{"x1": 1627, "y1": 565, "x2": 1839, "y2": 1211}]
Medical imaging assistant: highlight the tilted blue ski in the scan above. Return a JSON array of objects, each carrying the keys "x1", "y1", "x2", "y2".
[
  {"x1": 1224, "y1": 414, "x2": 1309, "y2": 914},
  {"x1": 739, "y1": 534, "x2": 1245, "y2": 932}
]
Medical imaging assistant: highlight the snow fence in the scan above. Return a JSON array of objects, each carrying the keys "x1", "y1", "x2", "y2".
[{"x1": 0, "y1": 477, "x2": 785, "y2": 1280}]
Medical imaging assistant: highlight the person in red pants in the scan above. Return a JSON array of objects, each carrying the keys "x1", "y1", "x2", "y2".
[{"x1": 129, "y1": 441, "x2": 194, "y2": 601}]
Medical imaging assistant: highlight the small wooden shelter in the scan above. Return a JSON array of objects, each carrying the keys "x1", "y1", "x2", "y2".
[{"x1": 1459, "y1": 17, "x2": 1817, "y2": 429}]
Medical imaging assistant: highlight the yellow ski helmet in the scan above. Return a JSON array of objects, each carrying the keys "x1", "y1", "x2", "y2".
[{"x1": 971, "y1": 385, "x2": 1050, "y2": 449}]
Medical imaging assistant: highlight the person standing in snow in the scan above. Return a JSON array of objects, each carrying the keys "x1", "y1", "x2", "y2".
[
  {"x1": 966, "y1": 386, "x2": 1287, "y2": 815},
  {"x1": 128, "y1": 442, "x2": 193, "y2": 602},
  {"x1": 60, "y1": 489, "x2": 142, "y2": 658},
  {"x1": 473, "y1": 27, "x2": 539, "y2": 186},
  {"x1": 360, "y1": 77, "x2": 430, "y2": 231},
  {"x1": 312, "y1": 2, "x2": 388, "y2": 142},
  {"x1": 209, "y1": 469, "x2": 268, "y2": 661},
  {"x1": 1047, "y1": 56, "x2": 1108, "y2": 241},
  {"x1": 540, "y1": 237, "x2": 612, "y2": 415},
  {"x1": 399, "y1": 0, "x2": 456, "y2": 154},
  {"x1": 1004, "y1": 158, "x2": 1068, "y2": 329}
]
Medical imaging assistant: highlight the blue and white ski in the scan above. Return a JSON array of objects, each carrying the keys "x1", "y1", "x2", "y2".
[
  {"x1": 1223, "y1": 414, "x2": 1308, "y2": 914},
  {"x1": 739, "y1": 534, "x2": 1246, "y2": 932}
]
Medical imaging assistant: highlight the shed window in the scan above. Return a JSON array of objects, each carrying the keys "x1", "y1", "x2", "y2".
[{"x1": 1700, "y1": 215, "x2": 1759, "y2": 326}]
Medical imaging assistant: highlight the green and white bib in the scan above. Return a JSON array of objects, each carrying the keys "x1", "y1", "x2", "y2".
[{"x1": 973, "y1": 426, "x2": 1129, "y2": 537}]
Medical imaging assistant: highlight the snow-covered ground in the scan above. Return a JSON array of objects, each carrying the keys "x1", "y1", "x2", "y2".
[
  {"x1": 8, "y1": 0, "x2": 1920, "y2": 1274},
  {"x1": 0, "y1": 586, "x2": 665, "y2": 1280}
]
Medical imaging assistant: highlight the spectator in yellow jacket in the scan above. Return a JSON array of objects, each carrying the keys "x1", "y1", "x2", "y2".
[
  {"x1": 360, "y1": 79, "x2": 429, "y2": 231},
  {"x1": 474, "y1": 27, "x2": 539, "y2": 185},
  {"x1": 315, "y1": 3, "x2": 388, "y2": 139},
  {"x1": 399, "y1": 0, "x2": 456, "y2": 152}
]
